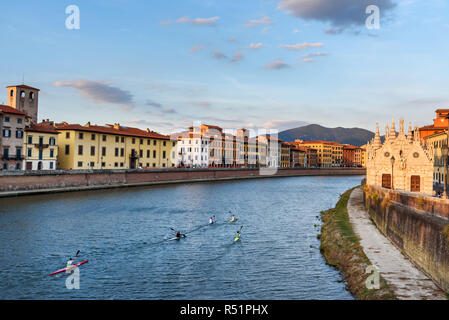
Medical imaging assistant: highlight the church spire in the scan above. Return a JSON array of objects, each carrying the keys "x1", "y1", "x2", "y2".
[
  {"x1": 389, "y1": 118, "x2": 397, "y2": 141},
  {"x1": 373, "y1": 123, "x2": 382, "y2": 149},
  {"x1": 408, "y1": 122, "x2": 413, "y2": 143}
]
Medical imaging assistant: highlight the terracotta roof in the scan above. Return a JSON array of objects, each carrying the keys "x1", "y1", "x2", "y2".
[
  {"x1": 436, "y1": 109, "x2": 449, "y2": 113},
  {"x1": 299, "y1": 140, "x2": 341, "y2": 145},
  {"x1": 6, "y1": 84, "x2": 40, "y2": 91},
  {"x1": 54, "y1": 122, "x2": 171, "y2": 140},
  {"x1": 0, "y1": 104, "x2": 26, "y2": 115},
  {"x1": 26, "y1": 123, "x2": 60, "y2": 134}
]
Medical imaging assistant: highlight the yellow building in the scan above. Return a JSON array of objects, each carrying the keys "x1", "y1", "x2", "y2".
[
  {"x1": 330, "y1": 142, "x2": 343, "y2": 167},
  {"x1": 55, "y1": 122, "x2": 176, "y2": 170},
  {"x1": 281, "y1": 143, "x2": 291, "y2": 168},
  {"x1": 297, "y1": 140, "x2": 333, "y2": 167},
  {"x1": 23, "y1": 122, "x2": 59, "y2": 170}
]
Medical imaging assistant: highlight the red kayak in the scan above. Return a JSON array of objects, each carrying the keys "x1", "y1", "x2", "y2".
[{"x1": 48, "y1": 260, "x2": 88, "y2": 276}]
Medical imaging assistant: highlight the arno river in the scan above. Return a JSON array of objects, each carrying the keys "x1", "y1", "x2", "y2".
[{"x1": 0, "y1": 175, "x2": 362, "y2": 299}]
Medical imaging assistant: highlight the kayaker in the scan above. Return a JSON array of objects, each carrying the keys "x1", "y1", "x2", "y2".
[
  {"x1": 230, "y1": 214, "x2": 236, "y2": 222},
  {"x1": 173, "y1": 230, "x2": 182, "y2": 238},
  {"x1": 67, "y1": 257, "x2": 75, "y2": 268},
  {"x1": 235, "y1": 229, "x2": 241, "y2": 240},
  {"x1": 209, "y1": 217, "x2": 215, "y2": 224}
]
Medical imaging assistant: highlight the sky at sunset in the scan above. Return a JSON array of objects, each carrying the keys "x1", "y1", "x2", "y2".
[{"x1": 0, "y1": 0, "x2": 448, "y2": 135}]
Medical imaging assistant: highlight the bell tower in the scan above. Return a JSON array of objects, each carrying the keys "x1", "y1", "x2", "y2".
[{"x1": 6, "y1": 84, "x2": 39, "y2": 123}]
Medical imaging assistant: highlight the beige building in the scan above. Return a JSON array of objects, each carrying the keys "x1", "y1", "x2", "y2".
[
  {"x1": 23, "y1": 122, "x2": 60, "y2": 170},
  {"x1": 366, "y1": 119, "x2": 434, "y2": 195},
  {"x1": 0, "y1": 104, "x2": 26, "y2": 170}
]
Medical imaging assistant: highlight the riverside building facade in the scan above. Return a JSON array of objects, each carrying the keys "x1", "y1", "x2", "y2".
[{"x1": 55, "y1": 122, "x2": 176, "y2": 170}]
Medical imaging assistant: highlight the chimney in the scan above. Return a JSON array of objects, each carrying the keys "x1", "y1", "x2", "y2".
[
  {"x1": 113, "y1": 123, "x2": 120, "y2": 130},
  {"x1": 85, "y1": 122, "x2": 91, "y2": 127}
]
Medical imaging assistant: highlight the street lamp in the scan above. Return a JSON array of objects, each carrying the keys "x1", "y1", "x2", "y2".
[
  {"x1": 442, "y1": 144, "x2": 448, "y2": 199},
  {"x1": 390, "y1": 156, "x2": 395, "y2": 190}
]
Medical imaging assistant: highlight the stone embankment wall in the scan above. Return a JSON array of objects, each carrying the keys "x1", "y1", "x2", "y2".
[
  {"x1": 0, "y1": 167, "x2": 365, "y2": 195},
  {"x1": 363, "y1": 185, "x2": 449, "y2": 293}
]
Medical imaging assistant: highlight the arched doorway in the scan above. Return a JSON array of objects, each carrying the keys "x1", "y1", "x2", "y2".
[{"x1": 37, "y1": 161, "x2": 43, "y2": 170}]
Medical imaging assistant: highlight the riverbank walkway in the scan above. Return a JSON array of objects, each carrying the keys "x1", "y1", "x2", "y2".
[{"x1": 347, "y1": 187, "x2": 446, "y2": 300}]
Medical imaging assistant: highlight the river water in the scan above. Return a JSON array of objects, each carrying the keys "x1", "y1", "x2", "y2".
[{"x1": 0, "y1": 175, "x2": 362, "y2": 299}]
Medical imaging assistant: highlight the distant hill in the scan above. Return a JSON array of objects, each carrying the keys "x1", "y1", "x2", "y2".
[{"x1": 278, "y1": 124, "x2": 374, "y2": 147}]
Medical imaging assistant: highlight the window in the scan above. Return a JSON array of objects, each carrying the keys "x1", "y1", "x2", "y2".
[
  {"x1": 121, "y1": 137, "x2": 124, "y2": 143},
  {"x1": 4, "y1": 116, "x2": 9, "y2": 122},
  {"x1": 139, "y1": 150, "x2": 143, "y2": 157},
  {"x1": 16, "y1": 163, "x2": 21, "y2": 170},
  {"x1": 153, "y1": 140, "x2": 156, "y2": 146},
  {"x1": 101, "y1": 162, "x2": 105, "y2": 167},
  {"x1": 120, "y1": 162, "x2": 124, "y2": 167},
  {"x1": 132, "y1": 138, "x2": 135, "y2": 144},
  {"x1": 49, "y1": 138, "x2": 55, "y2": 146},
  {"x1": 16, "y1": 130, "x2": 23, "y2": 139},
  {"x1": 91, "y1": 134, "x2": 95, "y2": 141},
  {"x1": 115, "y1": 148, "x2": 119, "y2": 157},
  {"x1": 79, "y1": 133, "x2": 84, "y2": 139},
  {"x1": 20, "y1": 91, "x2": 25, "y2": 98},
  {"x1": 153, "y1": 150, "x2": 156, "y2": 158},
  {"x1": 50, "y1": 162, "x2": 54, "y2": 169},
  {"x1": 65, "y1": 145, "x2": 70, "y2": 155},
  {"x1": 30, "y1": 92, "x2": 34, "y2": 100},
  {"x1": 120, "y1": 148, "x2": 124, "y2": 157},
  {"x1": 91, "y1": 146, "x2": 95, "y2": 156},
  {"x1": 66, "y1": 132, "x2": 70, "y2": 139},
  {"x1": 102, "y1": 135, "x2": 107, "y2": 142},
  {"x1": 90, "y1": 162, "x2": 94, "y2": 167},
  {"x1": 50, "y1": 149, "x2": 54, "y2": 158},
  {"x1": 27, "y1": 148, "x2": 32, "y2": 157},
  {"x1": 163, "y1": 151, "x2": 166, "y2": 158},
  {"x1": 147, "y1": 140, "x2": 151, "y2": 145},
  {"x1": 173, "y1": 142, "x2": 176, "y2": 147},
  {"x1": 115, "y1": 136, "x2": 119, "y2": 143},
  {"x1": 147, "y1": 150, "x2": 150, "y2": 158},
  {"x1": 78, "y1": 161, "x2": 83, "y2": 167},
  {"x1": 17, "y1": 118, "x2": 22, "y2": 124},
  {"x1": 152, "y1": 163, "x2": 156, "y2": 167},
  {"x1": 78, "y1": 145, "x2": 83, "y2": 156},
  {"x1": 114, "y1": 162, "x2": 118, "y2": 167},
  {"x1": 140, "y1": 139, "x2": 143, "y2": 144},
  {"x1": 10, "y1": 90, "x2": 13, "y2": 97},
  {"x1": 163, "y1": 141, "x2": 166, "y2": 146},
  {"x1": 28, "y1": 136, "x2": 33, "y2": 144},
  {"x1": 102, "y1": 147, "x2": 106, "y2": 156}
]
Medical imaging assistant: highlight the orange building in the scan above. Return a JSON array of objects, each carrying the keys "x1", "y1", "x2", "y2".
[{"x1": 419, "y1": 109, "x2": 449, "y2": 142}]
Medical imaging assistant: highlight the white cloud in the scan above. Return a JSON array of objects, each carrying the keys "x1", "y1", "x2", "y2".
[
  {"x1": 176, "y1": 16, "x2": 219, "y2": 27},
  {"x1": 244, "y1": 16, "x2": 274, "y2": 27},
  {"x1": 279, "y1": 42, "x2": 324, "y2": 50},
  {"x1": 264, "y1": 59, "x2": 290, "y2": 70},
  {"x1": 248, "y1": 42, "x2": 264, "y2": 49},
  {"x1": 231, "y1": 51, "x2": 244, "y2": 63},
  {"x1": 189, "y1": 45, "x2": 204, "y2": 54}
]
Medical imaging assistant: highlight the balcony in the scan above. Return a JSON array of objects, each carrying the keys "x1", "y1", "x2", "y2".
[
  {"x1": 2, "y1": 155, "x2": 24, "y2": 160},
  {"x1": 34, "y1": 143, "x2": 49, "y2": 149}
]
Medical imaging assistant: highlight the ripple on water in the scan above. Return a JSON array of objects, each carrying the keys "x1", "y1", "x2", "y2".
[{"x1": 0, "y1": 176, "x2": 361, "y2": 299}]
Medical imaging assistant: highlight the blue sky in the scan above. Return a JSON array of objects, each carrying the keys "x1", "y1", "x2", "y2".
[{"x1": 0, "y1": 0, "x2": 448, "y2": 134}]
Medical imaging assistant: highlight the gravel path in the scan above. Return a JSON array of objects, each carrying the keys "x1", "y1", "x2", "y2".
[{"x1": 347, "y1": 187, "x2": 446, "y2": 300}]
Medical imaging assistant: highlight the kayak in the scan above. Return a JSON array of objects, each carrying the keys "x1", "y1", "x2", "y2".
[
  {"x1": 168, "y1": 235, "x2": 186, "y2": 241},
  {"x1": 48, "y1": 260, "x2": 88, "y2": 276},
  {"x1": 229, "y1": 218, "x2": 238, "y2": 223},
  {"x1": 234, "y1": 236, "x2": 240, "y2": 243}
]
